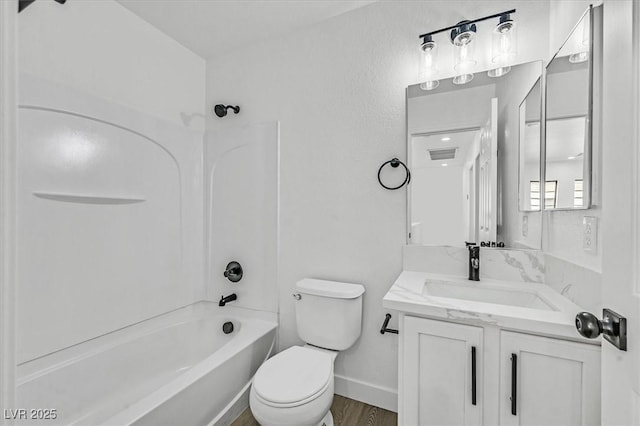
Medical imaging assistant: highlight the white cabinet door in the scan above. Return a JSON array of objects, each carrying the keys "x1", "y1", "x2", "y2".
[
  {"x1": 402, "y1": 316, "x2": 483, "y2": 426},
  {"x1": 499, "y1": 331, "x2": 601, "y2": 426}
]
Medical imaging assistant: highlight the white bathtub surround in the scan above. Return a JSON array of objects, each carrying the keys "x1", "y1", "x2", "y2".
[
  {"x1": 16, "y1": 302, "x2": 276, "y2": 426},
  {"x1": 16, "y1": 76, "x2": 204, "y2": 363},
  {"x1": 544, "y1": 254, "x2": 602, "y2": 315},
  {"x1": 403, "y1": 245, "x2": 545, "y2": 283},
  {"x1": 204, "y1": 122, "x2": 279, "y2": 314}
]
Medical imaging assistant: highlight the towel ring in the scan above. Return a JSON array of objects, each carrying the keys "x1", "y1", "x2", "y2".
[{"x1": 378, "y1": 158, "x2": 411, "y2": 190}]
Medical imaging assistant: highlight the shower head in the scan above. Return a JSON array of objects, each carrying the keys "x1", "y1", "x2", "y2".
[{"x1": 214, "y1": 104, "x2": 240, "y2": 118}]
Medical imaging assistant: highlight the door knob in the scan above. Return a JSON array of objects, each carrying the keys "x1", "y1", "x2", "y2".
[{"x1": 575, "y1": 308, "x2": 627, "y2": 351}]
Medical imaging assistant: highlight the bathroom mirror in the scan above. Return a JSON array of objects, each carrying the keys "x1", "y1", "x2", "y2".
[
  {"x1": 518, "y1": 78, "x2": 542, "y2": 212},
  {"x1": 544, "y1": 6, "x2": 594, "y2": 210},
  {"x1": 407, "y1": 60, "x2": 543, "y2": 249}
]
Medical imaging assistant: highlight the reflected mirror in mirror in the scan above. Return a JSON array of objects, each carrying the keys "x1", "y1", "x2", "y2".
[
  {"x1": 545, "y1": 6, "x2": 595, "y2": 210},
  {"x1": 407, "y1": 60, "x2": 543, "y2": 249}
]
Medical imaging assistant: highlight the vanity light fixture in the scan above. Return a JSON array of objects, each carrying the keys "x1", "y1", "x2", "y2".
[{"x1": 418, "y1": 9, "x2": 516, "y2": 87}]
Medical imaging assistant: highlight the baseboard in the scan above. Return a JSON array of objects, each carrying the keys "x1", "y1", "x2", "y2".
[{"x1": 334, "y1": 374, "x2": 398, "y2": 413}]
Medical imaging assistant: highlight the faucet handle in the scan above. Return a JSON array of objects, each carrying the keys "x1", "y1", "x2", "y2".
[{"x1": 223, "y1": 261, "x2": 243, "y2": 282}]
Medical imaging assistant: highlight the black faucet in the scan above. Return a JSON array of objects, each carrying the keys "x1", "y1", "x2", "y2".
[
  {"x1": 219, "y1": 293, "x2": 237, "y2": 307},
  {"x1": 468, "y1": 246, "x2": 480, "y2": 281}
]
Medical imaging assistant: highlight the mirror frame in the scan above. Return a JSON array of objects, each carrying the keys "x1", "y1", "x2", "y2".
[
  {"x1": 518, "y1": 76, "x2": 544, "y2": 213},
  {"x1": 543, "y1": 5, "x2": 594, "y2": 211}
]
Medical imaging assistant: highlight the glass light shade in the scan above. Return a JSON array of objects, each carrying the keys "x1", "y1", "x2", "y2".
[
  {"x1": 453, "y1": 40, "x2": 476, "y2": 85},
  {"x1": 419, "y1": 37, "x2": 439, "y2": 91},
  {"x1": 453, "y1": 73, "x2": 474, "y2": 85},
  {"x1": 491, "y1": 19, "x2": 517, "y2": 65},
  {"x1": 420, "y1": 80, "x2": 439, "y2": 91},
  {"x1": 569, "y1": 51, "x2": 589, "y2": 63},
  {"x1": 488, "y1": 66, "x2": 512, "y2": 78},
  {"x1": 418, "y1": 41, "x2": 438, "y2": 81}
]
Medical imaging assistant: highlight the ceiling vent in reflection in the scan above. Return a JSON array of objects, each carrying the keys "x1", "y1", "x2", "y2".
[{"x1": 428, "y1": 148, "x2": 458, "y2": 161}]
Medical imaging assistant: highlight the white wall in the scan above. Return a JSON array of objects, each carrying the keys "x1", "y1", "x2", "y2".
[
  {"x1": 206, "y1": 0, "x2": 551, "y2": 410},
  {"x1": 18, "y1": 0, "x2": 205, "y2": 131}
]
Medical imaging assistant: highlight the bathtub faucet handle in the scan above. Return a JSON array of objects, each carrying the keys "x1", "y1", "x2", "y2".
[{"x1": 223, "y1": 261, "x2": 243, "y2": 282}]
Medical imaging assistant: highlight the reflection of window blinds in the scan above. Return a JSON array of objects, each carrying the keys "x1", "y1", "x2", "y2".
[
  {"x1": 530, "y1": 181, "x2": 558, "y2": 209},
  {"x1": 574, "y1": 179, "x2": 584, "y2": 207}
]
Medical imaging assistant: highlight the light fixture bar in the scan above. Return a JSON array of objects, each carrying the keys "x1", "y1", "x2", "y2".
[{"x1": 418, "y1": 9, "x2": 516, "y2": 39}]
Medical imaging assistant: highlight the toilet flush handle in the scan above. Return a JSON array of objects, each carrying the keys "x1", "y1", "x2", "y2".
[{"x1": 292, "y1": 293, "x2": 302, "y2": 301}]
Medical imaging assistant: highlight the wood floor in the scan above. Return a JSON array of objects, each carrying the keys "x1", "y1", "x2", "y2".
[{"x1": 232, "y1": 394, "x2": 397, "y2": 426}]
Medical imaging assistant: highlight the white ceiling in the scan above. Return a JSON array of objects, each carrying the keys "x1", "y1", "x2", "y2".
[
  {"x1": 411, "y1": 129, "x2": 481, "y2": 169},
  {"x1": 116, "y1": 0, "x2": 375, "y2": 59}
]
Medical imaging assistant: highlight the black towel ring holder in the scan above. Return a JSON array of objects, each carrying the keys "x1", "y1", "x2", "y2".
[{"x1": 378, "y1": 158, "x2": 411, "y2": 190}]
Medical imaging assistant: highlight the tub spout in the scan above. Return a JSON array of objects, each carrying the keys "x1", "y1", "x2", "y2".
[{"x1": 219, "y1": 293, "x2": 237, "y2": 307}]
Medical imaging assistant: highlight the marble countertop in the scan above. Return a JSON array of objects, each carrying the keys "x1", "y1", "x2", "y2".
[{"x1": 383, "y1": 271, "x2": 599, "y2": 344}]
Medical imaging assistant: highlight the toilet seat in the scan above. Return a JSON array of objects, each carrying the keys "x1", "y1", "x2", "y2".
[{"x1": 252, "y1": 346, "x2": 334, "y2": 408}]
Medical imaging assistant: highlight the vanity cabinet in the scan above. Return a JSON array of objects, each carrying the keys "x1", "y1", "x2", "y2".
[
  {"x1": 402, "y1": 316, "x2": 483, "y2": 426},
  {"x1": 499, "y1": 331, "x2": 601, "y2": 426},
  {"x1": 400, "y1": 316, "x2": 600, "y2": 426}
]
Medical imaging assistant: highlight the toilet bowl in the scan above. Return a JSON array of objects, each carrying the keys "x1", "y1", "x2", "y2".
[
  {"x1": 250, "y1": 346, "x2": 337, "y2": 426},
  {"x1": 249, "y1": 278, "x2": 365, "y2": 426}
]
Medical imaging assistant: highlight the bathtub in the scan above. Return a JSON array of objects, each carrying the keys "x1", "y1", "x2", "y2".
[{"x1": 15, "y1": 302, "x2": 277, "y2": 426}]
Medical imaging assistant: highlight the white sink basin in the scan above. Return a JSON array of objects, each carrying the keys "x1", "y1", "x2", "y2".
[
  {"x1": 423, "y1": 279, "x2": 557, "y2": 311},
  {"x1": 383, "y1": 271, "x2": 586, "y2": 340}
]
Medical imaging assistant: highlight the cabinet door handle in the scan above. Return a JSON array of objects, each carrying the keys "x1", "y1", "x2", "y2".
[
  {"x1": 510, "y1": 353, "x2": 517, "y2": 415},
  {"x1": 471, "y1": 346, "x2": 477, "y2": 406}
]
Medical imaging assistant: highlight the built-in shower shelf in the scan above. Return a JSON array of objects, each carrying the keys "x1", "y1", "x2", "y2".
[{"x1": 33, "y1": 192, "x2": 145, "y2": 205}]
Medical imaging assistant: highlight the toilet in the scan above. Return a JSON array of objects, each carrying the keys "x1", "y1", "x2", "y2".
[{"x1": 249, "y1": 278, "x2": 365, "y2": 426}]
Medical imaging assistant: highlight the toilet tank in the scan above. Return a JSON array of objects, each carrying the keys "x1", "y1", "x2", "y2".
[{"x1": 294, "y1": 278, "x2": 365, "y2": 351}]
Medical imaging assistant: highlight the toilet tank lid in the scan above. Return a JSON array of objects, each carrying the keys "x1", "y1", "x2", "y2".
[{"x1": 295, "y1": 278, "x2": 365, "y2": 299}]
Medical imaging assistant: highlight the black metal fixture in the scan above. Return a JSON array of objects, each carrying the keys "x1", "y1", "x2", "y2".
[
  {"x1": 214, "y1": 104, "x2": 240, "y2": 118},
  {"x1": 575, "y1": 309, "x2": 627, "y2": 351},
  {"x1": 417, "y1": 9, "x2": 517, "y2": 89},
  {"x1": 380, "y1": 313, "x2": 399, "y2": 335},
  {"x1": 471, "y1": 346, "x2": 477, "y2": 406},
  {"x1": 18, "y1": 0, "x2": 65, "y2": 13},
  {"x1": 377, "y1": 158, "x2": 411, "y2": 190},
  {"x1": 219, "y1": 293, "x2": 237, "y2": 307},
  {"x1": 468, "y1": 245, "x2": 480, "y2": 281},
  {"x1": 223, "y1": 261, "x2": 243, "y2": 282},
  {"x1": 510, "y1": 353, "x2": 518, "y2": 415}
]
